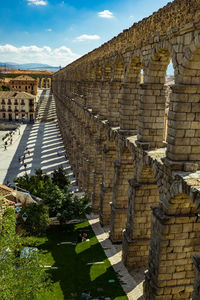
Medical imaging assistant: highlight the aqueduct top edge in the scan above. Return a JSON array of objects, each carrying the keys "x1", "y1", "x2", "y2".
[{"x1": 55, "y1": 0, "x2": 200, "y2": 73}]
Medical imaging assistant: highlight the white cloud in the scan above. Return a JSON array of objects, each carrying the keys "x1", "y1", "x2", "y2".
[
  {"x1": 75, "y1": 34, "x2": 100, "y2": 42},
  {"x1": 0, "y1": 44, "x2": 80, "y2": 66},
  {"x1": 98, "y1": 10, "x2": 113, "y2": 19},
  {"x1": 47, "y1": 28, "x2": 52, "y2": 32},
  {"x1": 27, "y1": 0, "x2": 48, "y2": 6}
]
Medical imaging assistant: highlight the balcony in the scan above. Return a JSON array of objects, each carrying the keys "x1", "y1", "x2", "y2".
[
  {"x1": 8, "y1": 109, "x2": 12, "y2": 112},
  {"x1": 21, "y1": 109, "x2": 25, "y2": 112},
  {"x1": 14, "y1": 102, "x2": 18, "y2": 105},
  {"x1": 29, "y1": 109, "x2": 34, "y2": 112},
  {"x1": 15, "y1": 109, "x2": 19, "y2": 112},
  {"x1": 7, "y1": 101, "x2": 11, "y2": 105},
  {"x1": 21, "y1": 102, "x2": 25, "y2": 105},
  {"x1": 1, "y1": 100, "x2": 5, "y2": 105}
]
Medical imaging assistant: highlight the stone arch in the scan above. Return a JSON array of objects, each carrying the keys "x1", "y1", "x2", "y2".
[
  {"x1": 145, "y1": 192, "x2": 200, "y2": 299},
  {"x1": 95, "y1": 64, "x2": 102, "y2": 81},
  {"x1": 122, "y1": 162, "x2": 160, "y2": 270},
  {"x1": 166, "y1": 39, "x2": 200, "y2": 165},
  {"x1": 146, "y1": 47, "x2": 173, "y2": 84},
  {"x1": 83, "y1": 65, "x2": 89, "y2": 80},
  {"x1": 119, "y1": 54, "x2": 143, "y2": 132},
  {"x1": 126, "y1": 55, "x2": 143, "y2": 83},
  {"x1": 112, "y1": 55, "x2": 125, "y2": 81},
  {"x1": 105, "y1": 56, "x2": 123, "y2": 126},
  {"x1": 138, "y1": 46, "x2": 176, "y2": 148},
  {"x1": 76, "y1": 68, "x2": 81, "y2": 81},
  {"x1": 97, "y1": 60, "x2": 111, "y2": 119},
  {"x1": 103, "y1": 60, "x2": 112, "y2": 81},
  {"x1": 180, "y1": 34, "x2": 200, "y2": 85},
  {"x1": 110, "y1": 146, "x2": 134, "y2": 242},
  {"x1": 89, "y1": 64, "x2": 95, "y2": 81}
]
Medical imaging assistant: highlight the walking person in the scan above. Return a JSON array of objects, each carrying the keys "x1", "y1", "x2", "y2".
[
  {"x1": 4, "y1": 143, "x2": 7, "y2": 151},
  {"x1": 18, "y1": 155, "x2": 21, "y2": 163},
  {"x1": 24, "y1": 163, "x2": 27, "y2": 170}
]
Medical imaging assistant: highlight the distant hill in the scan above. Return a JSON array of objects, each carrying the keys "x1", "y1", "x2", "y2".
[{"x1": 0, "y1": 62, "x2": 60, "y2": 73}]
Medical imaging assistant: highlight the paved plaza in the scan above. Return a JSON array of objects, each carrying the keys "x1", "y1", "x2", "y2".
[
  {"x1": 0, "y1": 88, "x2": 75, "y2": 185},
  {"x1": 0, "y1": 88, "x2": 144, "y2": 299}
]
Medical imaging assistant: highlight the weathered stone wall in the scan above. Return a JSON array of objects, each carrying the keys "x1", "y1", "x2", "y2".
[
  {"x1": 53, "y1": 0, "x2": 200, "y2": 299},
  {"x1": 193, "y1": 255, "x2": 200, "y2": 300}
]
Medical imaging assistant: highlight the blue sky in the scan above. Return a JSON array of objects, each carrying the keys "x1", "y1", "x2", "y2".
[{"x1": 0, "y1": 0, "x2": 172, "y2": 68}]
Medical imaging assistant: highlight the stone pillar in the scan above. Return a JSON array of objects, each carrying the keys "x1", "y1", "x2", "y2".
[
  {"x1": 107, "y1": 81, "x2": 121, "y2": 126},
  {"x1": 92, "y1": 134, "x2": 106, "y2": 213},
  {"x1": 110, "y1": 154, "x2": 134, "y2": 242},
  {"x1": 100, "y1": 141, "x2": 117, "y2": 226},
  {"x1": 138, "y1": 83, "x2": 167, "y2": 149},
  {"x1": 192, "y1": 254, "x2": 200, "y2": 300},
  {"x1": 119, "y1": 82, "x2": 140, "y2": 133},
  {"x1": 166, "y1": 84, "x2": 200, "y2": 170},
  {"x1": 87, "y1": 127, "x2": 98, "y2": 199},
  {"x1": 81, "y1": 123, "x2": 90, "y2": 192},
  {"x1": 90, "y1": 81, "x2": 101, "y2": 114},
  {"x1": 99, "y1": 81, "x2": 110, "y2": 119},
  {"x1": 122, "y1": 178, "x2": 159, "y2": 270},
  {"x1": 144, "y1": 196, "x2": 200, "y2": 300},
  {"x1": 85, "y1": 80, "x2": 94, "y2": 109}
]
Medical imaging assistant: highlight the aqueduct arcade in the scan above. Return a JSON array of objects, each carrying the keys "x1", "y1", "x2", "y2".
[{"x1": 52, "y1": 0, "x2": 200, "y2": 299}]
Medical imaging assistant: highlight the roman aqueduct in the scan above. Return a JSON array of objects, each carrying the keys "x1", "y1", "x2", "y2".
[{"x1": 52, "y1": 0, "x2": 200, "y2": 298}]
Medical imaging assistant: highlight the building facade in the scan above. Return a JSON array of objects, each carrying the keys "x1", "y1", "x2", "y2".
[
  {"x1": 0, "y1": 91, "x2": 36, "y2": 122},
  {"x1": 9, "y1": 75, "x2": 38, "y2": 95}
]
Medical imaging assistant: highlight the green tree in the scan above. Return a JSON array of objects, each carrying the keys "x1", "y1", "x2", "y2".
[
  {"x1": 52, "y1": 166, "x2": 70, "y2": 189},
  {"x1": 15, "y1": 168, "x2": 91, "y2": 225},
  {"x1": 17, "y1": 203, "x2": 50, "y2": 236},
  {"x1": 0, "y1": 207, "x2": 51, "y2": 299},
  {"x1": 43, "y1": 184, "x2": 66, "y2": 217},
  {"x1": 14, "y1": 170, "x2": 53, "y2": 199}
]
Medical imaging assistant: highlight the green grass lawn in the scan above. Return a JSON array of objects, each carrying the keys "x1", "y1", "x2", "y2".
[{"x1": 31, "y1": 220, "x2": 128, "y2": 300}]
